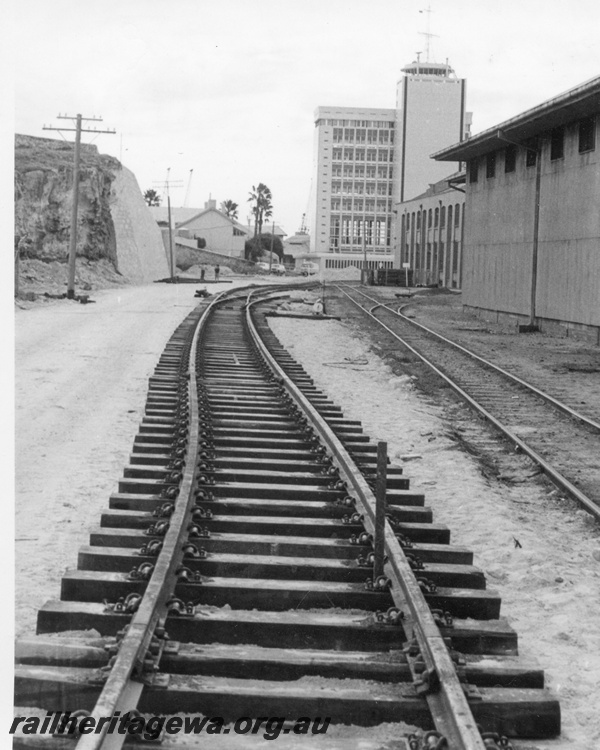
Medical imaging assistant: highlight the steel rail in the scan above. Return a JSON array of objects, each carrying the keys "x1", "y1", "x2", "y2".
[
  {"x1": 75, "y1": 281, "x2": 318, "y2": 749},
  {"x1": 76, "y1": 290, "x2": 233, "y2": 750},
  {"x1": 246, "y1": 290, "x2": 486, "y2": 750},
  {"x1": 341, "y1": 284, "x2": 600, "y2": 434},
  {"x1": 336, "y1": 284, "x2": 600, "y2": 521}
]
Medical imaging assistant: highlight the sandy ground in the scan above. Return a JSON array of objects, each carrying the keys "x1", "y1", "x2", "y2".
[
  {"x1": 268, "y1": 315, "x2": 600, "y2": 750},
  {"x1": 13, "y1": 279, "x2": 280, "y2": 638},
  {"x1": 10, "y1": 282, "x2": 600, "y2": 748}
]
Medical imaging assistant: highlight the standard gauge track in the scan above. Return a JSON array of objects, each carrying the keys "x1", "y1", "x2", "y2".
[
  {"x1": 336, "y1": 284, "x2": 600, "y2": 521},
  {"x1": 15, "y1": 285, "x2": 559, "y2": 750}
]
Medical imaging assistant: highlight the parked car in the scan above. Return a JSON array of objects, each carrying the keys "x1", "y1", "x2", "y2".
[
  {"x1": 300, "y1": 261, "x2": 319, "y2": 276},
  {"x1": 255, "y1": 262, "x2": 270, "y2": 273},
  {"x1": 270, "y1": 263, "x2": 286, "y2": 275}
]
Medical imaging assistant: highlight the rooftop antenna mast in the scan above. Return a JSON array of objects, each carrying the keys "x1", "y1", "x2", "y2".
[{"x1": 418, "y1": 5, "x2": 438, "y2": 62}]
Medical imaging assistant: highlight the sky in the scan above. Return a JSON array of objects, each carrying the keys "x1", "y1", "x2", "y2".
[{"x1": 7, "y1": 0, "x2": 600, "y2": 238}]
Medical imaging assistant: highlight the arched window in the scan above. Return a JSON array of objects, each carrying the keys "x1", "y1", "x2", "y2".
[
  {"x1": 417, "y1": 212, "x2": 421, "y2": 230},
  {"x1": 440, "y1": 206, "x2": 446, "y2": 227},
  {"x1": 434, "y1": 207, "x2": 439, "y2": 227},
  {"x1": 454, "y1": 204, "x2": 460, "y2": 226},
  {"x1": 428, "y1": 209, "x2": 432, "y2": 228}
]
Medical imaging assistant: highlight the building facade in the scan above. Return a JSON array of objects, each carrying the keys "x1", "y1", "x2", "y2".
[
  {"x1": 434, "y1": 77, "x2": 600, "y2": 342},
  {"x1": 151, "y1": 199, "x2": 249, "y2": 259},
  {"x1": 309, "y1": 106, "x2": 397, "y2": 271},
  {"x1": 398, "y1": 173, "x2": 465, "y2": 288},
  {"x1": 308, "y1": 61, "x2": 467, "y2": 276},
  {"x1": 394, "y1": 61, "x2": 467, "y2": 203}
]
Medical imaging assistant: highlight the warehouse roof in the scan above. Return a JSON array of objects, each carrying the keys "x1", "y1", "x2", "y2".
[{"x1": 433, "y1": 75, "x2": 600, "y2": 162}]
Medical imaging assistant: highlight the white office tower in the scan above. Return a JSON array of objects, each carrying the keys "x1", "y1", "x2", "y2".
[
  {"x1": 309, "y1": 106, "x2": 397, "y2": 268},
  {"x1": 395, "y1": 60, "x2": 466, "y2": 203}
]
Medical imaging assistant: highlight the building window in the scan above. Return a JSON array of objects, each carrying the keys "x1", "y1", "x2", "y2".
[
  {"x1": 355, "y1": 149, "x2": 365, "y2": 161},
  {"x1": 356, "y1": 129, "x2": 366, "y2": 143},
  {"x1": 367, "y1": 150, "x2": 377, "y2": 161},
  {"x1": 454, "y1": 204, "x2": 460, "y2": 226},
  {"x1": 333, "y1": 128, "x2": 343, "y2": 143},
  {"x1": 525, "y1": 140, "x2": 538, "y2": 167},
  {"x1": 332, "y1": 148, "x2": 342, "y2": 161},
  {"x1": 486, "y1": 151, "x2": 496, "y2": 178},
  {"x1": 468, "y1": 158, "x2": 478, "y2": 183},
  {"x1": 428, "y1": 209, "x2": 432, "y2": 228},
  {"x1": 550, "y1": 127, "x2": 564, "y2": 160},
  {"x1": 344, "y1": 129, "x2": 355, "y2": 142},
  {"x1": 434, "y1": 207, "x2": 439, "y2": 227},
  {"x1": 504, "y1": 144, "x2": 516, "y2": 173},
  {"x1": 440, "y1": 206, "x2": 446, "y2": 227},
  {"x1": 579, "y1": 116, "x2": 596, "y2": 153}
]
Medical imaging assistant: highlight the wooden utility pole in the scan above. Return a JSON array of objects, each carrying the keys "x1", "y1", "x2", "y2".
[
  {"x1": 43, "y1": 114, "x2": 115, "y2": 299},
  {"x1": 153, "y1": 177, "x2": 184, "y2": 281}
]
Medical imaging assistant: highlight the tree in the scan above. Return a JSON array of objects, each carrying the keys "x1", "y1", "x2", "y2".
[
  {"x1": 244, "y1": 233, "x2": 283, "y2": 262},
  {"x1": 143, "y1": 189, "x2": 161, "y2": 207},
  {"x1": 247, "y1": 183, "x2": 273, "y2": 239},
  {"x1": 221, "y1": 200, "x2": 239, "y2": 220}
]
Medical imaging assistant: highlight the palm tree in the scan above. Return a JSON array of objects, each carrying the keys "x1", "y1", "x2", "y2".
[
  {"x1": 221, "y1": 200, "x2": 239, "y2": 220},
  {"x1": 248, "y1": 183, "x2": 273, "y2": 239},
  {"x1": 143, "y1": 189, "x2": 161, "y2": 207}
]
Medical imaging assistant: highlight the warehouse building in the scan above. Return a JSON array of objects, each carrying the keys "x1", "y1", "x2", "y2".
[{"x1": 434, "y1": 76, "x2": 600, "y2": 342}]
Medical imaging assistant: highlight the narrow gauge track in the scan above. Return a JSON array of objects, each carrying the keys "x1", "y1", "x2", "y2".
[
  {"x1": 15, "y1": 285, "x2": 559, "y2": 750},
  {"x1": 336, "y1": 284, "x2": 600, "y2": 521}
]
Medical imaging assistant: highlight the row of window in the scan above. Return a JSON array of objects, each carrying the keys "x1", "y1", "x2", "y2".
[
  {"x1": 331, "y1": 166, "x2": 392, "y2": 179},
  {"x1": 404, "y1": 240, "x2": 460, "y2": 275},
  {"x1": 331, "y1": 147, "x2": 394, "y2": 162},
  {"x1": 330, "y1": 216, "x2": 392, "y2": 246},
  {"x1": 468, "y1": 116, "x2": 596, "y2": 183},
  {"x1": 325, "y1": 259, "x2": 394, "y2": 269},
  {"x1": 332, "y1": 128, "x2": 394, "y2": 144},
  {"x1": 402, "y1": 204, "x2": 462, "y2": 234},
  {"x1": 331, "y1": 199, "x2": 393, "y2": 212},
  {"x1": 318, "y1": 118, "x2": 394, "y2": 128},
  {"x1": 331, "y1": 181, "x2": 394, "y2": 196}
]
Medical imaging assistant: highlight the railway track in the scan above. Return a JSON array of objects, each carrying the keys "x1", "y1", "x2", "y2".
[
  {"x1": 15, "y1": 284, "x2": 559, "y2": 749},
  {"x1": 335, "y1": 284, "x2": 600, "y2": 521}
]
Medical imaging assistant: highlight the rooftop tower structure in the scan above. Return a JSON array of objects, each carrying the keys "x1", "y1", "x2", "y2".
[{"x1": 394, "y1": 58, "x2": 467, "y2": 203}]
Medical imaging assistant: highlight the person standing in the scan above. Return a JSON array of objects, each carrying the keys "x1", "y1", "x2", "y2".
[{"x1": 214, "y1": 265, "x2": 220, "y2": 282}]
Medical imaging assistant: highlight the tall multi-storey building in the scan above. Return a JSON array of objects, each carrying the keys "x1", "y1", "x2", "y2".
[
  {"x1": 309, "y1": 106, "x2": 397, "y2": 269},
  {"x1": 307, "y1": 60, "x2": 468, "y2": 272},
  {"x1": 394, "y1": 61, "x2": 467, "y2": 203}
]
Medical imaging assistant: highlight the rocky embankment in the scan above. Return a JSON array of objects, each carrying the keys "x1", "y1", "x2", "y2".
[{"x1": 14, "y1": 134, "x2": 168, "y2": 297}]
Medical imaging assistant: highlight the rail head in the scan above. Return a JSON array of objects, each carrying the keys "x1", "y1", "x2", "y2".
[
  {"x1": 245, "y1": 290, "x2": 487, "y2": 750},
  {"x1": 75, "y1": 281, "x2": 322, "y2": 750},
  {"x1": 336, "y1": 284, "x2": 600, "y2": 522},
  {"x1": 338, "y1": 284, "x2": 600, "y2": 434},
  {"x1": 75, "y1": 287, "x2": 239, "y2": 750}
]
